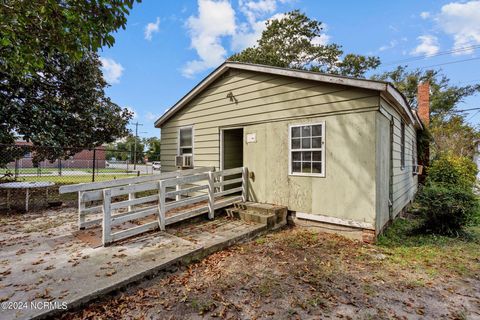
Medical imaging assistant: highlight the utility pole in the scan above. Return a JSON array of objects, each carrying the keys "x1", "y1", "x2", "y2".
[{"x1": 132, "y1": 121, "x2": 143, "y2": 170}]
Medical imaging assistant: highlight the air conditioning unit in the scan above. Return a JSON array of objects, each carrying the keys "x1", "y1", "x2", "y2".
[{"x1": 176, "y1": 154, "x2": 193, "y2": 168}]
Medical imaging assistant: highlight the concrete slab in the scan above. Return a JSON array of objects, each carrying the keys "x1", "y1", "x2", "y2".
[{"x1": 0, "y1": 208, "x2": 267, "y2": 320}]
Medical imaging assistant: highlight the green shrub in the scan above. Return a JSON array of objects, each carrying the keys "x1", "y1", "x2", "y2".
[
  {"x1": 427, "y1": 153, "x2": 477, "y2": 188},
  {"x1": 417, "y1": 182, "x2": 479, "y2": 236}
]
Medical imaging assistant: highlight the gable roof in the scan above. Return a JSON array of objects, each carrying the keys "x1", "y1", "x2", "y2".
[{"x1": 155, "y1": 62, "x2": 422, "y2": 129}]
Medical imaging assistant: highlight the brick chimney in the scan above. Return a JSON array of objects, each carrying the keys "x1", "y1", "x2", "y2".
[{"x1": 417, "y1": 82, "x2": 430, "y2": 126}]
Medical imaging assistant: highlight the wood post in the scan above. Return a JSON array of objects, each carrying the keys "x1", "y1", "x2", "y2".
[
  {"x1": 241, "y1": 167, "x2": 248, "y2": 202},
  {"x1": 175, "y1": 174, "x2": 181, "y2": 201},
  {"x1": 102, "y1": 189, "x2": 112, "y2": 246},
  {"x1": 208, "y1": 171, "x2": 215, "y2": 219},
  {"x1": 128, "y1": 183, "x2": 135, "y2": 212},
  {"x1": 158, "y1": 181, "x2": 166, "y2": 231},
  {"x1": 78, "y1": 191, "x2": 86, "y2": 229}
]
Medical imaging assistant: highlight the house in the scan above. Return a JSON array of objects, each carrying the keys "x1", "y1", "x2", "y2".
[
  {"x1": 8, "y1": 141, "x2": 106, "y2": 169},
  {"x1": 155, "y1": 62, "x2": 426, "y2": 241}
]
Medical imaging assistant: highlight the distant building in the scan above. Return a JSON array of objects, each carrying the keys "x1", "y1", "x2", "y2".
[{"x1": 8, "y1": 141, "x2": 106, "y2": 169}]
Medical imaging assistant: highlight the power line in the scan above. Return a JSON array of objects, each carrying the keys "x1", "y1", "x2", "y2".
[
  {"x1": 382, "y1": 44, "x2": 480, "y2": 66},
  {"x1": 418, "y1": 57, "x2": 480, "y2": 69}
]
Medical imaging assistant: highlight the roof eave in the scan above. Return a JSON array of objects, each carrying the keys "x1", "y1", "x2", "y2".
[{"x1": 155, "y1": 62, "x2": 420, "y2": 129}]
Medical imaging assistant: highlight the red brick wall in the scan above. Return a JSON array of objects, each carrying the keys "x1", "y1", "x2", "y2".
[{"x1": 417, "y1": 82, "x2": 430, "y2": 127}]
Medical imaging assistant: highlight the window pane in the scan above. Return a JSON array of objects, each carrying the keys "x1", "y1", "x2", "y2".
[
  {"x1": 312, "y1": 137, "x2": 322, "y2": 148},
  {"x1": 180, "y1": 147, "x2": 192, "y2": 155},
  {"x1": 292, "y1": 161, "x2": 301, "y2": 173},
  {"x1": 312, "y1": 162, "x2": 322, "y2": 173},
  {"x1": 292, "y1": 138, "x2": 300, "y2": 149},
  {"x1": 301, "y1": 126, "x2": 311, "y2": 137},
  {"x1": 292, "y1": 127, "x2": 300, "y2": 138},
  {"x1": 301, "y1": 138, "x2": 311, "y2": 149},
  {"x1": 292, "y1": 152, "x2": 301, "y2": 161},
  {"x1": 312, "y1": 151, "x2": 322, "y2": 161},
  {"x1": 302, "y1": 151, "x2": 311, "y2": 161},
  {"x1": 302, "y1": 161, "x2": 312, "y2": 173},
  {"x1": 312, "y1": 124, "x2": 322, "y2": 136},
  {"x1": 180, "y1": 128, "x2": 192, "y2": 147}
]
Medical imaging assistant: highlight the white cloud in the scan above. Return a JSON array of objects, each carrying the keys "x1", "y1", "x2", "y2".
[
  {"x1": 410, "y1": 35, "x2": 440, "y2": 56},
  {"x1": 379, "y1": 40, "x2": 398, "y2": 52},
  {"x1": 182, "y1": 0, "x2": 236, "y2": 78},
  {"x1": 144, "y1": 17, "x2": 160, "y2": 41},
  {"x1": 420, "y1": 11, "x2": 430, "y2": 19},
  {"x1": 182, "y1": 0, "x2": 324, "y2": 77},
  {"x1": 99, "y1": 57, "x2": 124, "y2": 84},
  {"x1": 437, "y1": 1, "x2": 480, "y2": 54},
  {"x1": 145, "y1": 112, "x2": 159, "y2": 121}
]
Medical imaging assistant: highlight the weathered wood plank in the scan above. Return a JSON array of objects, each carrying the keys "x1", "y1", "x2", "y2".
[
  {"x1": 213, "y1": 167, "x2": 243, "y2": 177},
  {"x1": 158, "y1": 181, "x2": 166, "y2": 231},
  {"x1": 110, "y1": 221, "x2": 160, "y2": 242},
  {"x1": 242, "y1": 167, "x2": 248, "y2": 202},
  {"x1": 208, "y1": 172, "x2": 215, "y2": 219},
  {"x1": 165, "y1": 206, "x2": 209, "y2": 225},
  {"x1": 59, "y1": 166, "x2": 214, "y2": 193},
  {"x1": 165, "y1": 194, "x2": 209, "y2": 211},
  {"x1": 80, "y1": 204, "x2": 103, "y2": 215},
  {"x1": 102, "y1": 189, "x2": 112, "y2": 246},
  {"x1": 161, "y1": 173, "x2": 210, "y2": 188},
  {"x1": 214, "y1": 177, "x2": 243, "y2": 187},
  {"x1": 111, "y1": 206, "x2": 158, "y2": 226},
  {"x1": 164, "y1": 184, "x2": 208, "y2": 198},
  {"x1": 110, "y1": 194, "x2": 158, "y2": 210},
  {"x1": 214, "y1": 186, "x2": 243, "y2": 198},
  {"x1": 214, "y1": 196, "x2": 243, "y2": 210}
]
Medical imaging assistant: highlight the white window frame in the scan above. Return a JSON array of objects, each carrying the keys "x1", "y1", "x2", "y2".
[
  {"x1": 288, "y1": 122, "x2": 326, "y2": 177},
  {"x1": 177, "y1": 126, "x2": 194, "y2": 165}
]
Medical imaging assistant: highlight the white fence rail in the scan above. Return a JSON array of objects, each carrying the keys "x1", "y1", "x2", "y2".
[
  {"x1": 61, "y1": 166, "x2": 248, "y2": 246},
  {"x1": 59, "y1": 167, "x2": 214, "y2": 230}
]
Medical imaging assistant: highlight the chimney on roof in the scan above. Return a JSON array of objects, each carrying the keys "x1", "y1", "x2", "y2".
[{"x1": 417, "y1": 81, "x2": 430, "y2": 127}]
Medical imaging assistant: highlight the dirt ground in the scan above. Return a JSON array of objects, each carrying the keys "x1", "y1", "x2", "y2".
[{"x1": 56, "y1": 218, "x2": 480, "y2": 320}]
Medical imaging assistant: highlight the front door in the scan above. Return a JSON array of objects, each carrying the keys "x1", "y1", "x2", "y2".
[{"x1": 221, "y1": 128, "x2": 244, "y2": 191}]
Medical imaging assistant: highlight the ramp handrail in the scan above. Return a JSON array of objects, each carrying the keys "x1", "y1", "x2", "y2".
[{"x1": 100, "y1": 167, "x2": 248, "y2": 246}]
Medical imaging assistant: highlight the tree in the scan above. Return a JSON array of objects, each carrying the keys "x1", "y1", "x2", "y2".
[
  {"x1": 372, "y1": 66, "x2": 480, "y2": 120},
  {"x1": 0, "y1": 0, "x2": 139, "y2": 165},
  {"x1": 0, "y1": 0, "x2": 139, "y2": 76},
  {"x1": 229, "y1": 10, "x2": 380, "y2": 78},
  {"x1": 106, "y1": 135, "x2": 145, "y2": 163},
  {"x1": 373, "y1": 66, "x2": 480, "y2": 158},
  {"x1": 1, "y1": 52, "x2": 133, "y2": 164},
  {"x1": 144, "y1": 137, "x2": 161, "y2": 162}
]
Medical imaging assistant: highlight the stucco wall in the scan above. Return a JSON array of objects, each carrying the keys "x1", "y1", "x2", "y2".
[{"x1": 243, "y1": 112, "x2": 377, "y2": 225}]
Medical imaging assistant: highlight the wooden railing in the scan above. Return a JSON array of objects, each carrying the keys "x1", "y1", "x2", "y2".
[
  {"x1": 59, "y1": 167, "x2": 214, "y2": 230},
  {"x1": 61, "y1": 167, "x2": 248, "y2": 246}
]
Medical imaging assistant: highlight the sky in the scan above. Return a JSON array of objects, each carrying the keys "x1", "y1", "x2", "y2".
[{"x1": 99, "y1": 0, "x2": 480, "y2": 138}]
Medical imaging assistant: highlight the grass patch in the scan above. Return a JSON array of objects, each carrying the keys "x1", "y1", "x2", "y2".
[
  {"x1": 13, "y1": 174, "x2": 140, "y2": 184},
  {"x1": 378, "y1": 215, "x2": 480, "y2": 277}
]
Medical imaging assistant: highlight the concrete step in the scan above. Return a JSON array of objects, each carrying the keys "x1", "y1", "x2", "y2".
[{"x1": 227, "y1": 202, "x2": 287, "y2": 230}]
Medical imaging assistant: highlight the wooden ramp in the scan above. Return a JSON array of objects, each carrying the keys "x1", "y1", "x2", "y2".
[{"x1": 59, "y1": 167, "x2": 249, "y2": 246}]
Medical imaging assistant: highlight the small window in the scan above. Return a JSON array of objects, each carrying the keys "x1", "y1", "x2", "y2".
[
  {"x1": 178, "y1": 127, "x2": 193, "y2": 155},
  {"x1": 400, "y1": 121, "x2": 405, "y2": 170},
  {"x1": 289, "y1": 123, "x2": 325, "y2": 177}
]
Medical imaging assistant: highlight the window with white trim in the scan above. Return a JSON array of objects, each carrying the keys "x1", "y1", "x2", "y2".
[
  {"x1": 178, "y1": 127, "x2": 193, "y2": 156},
  {"x1": 290, "y1": 123, "x2": 325, "y2": 176}
]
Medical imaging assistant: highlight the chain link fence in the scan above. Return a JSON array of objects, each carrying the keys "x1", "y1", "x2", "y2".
[{"x1": 0, "y1": 144, "x2": 161, "y2": 212}]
